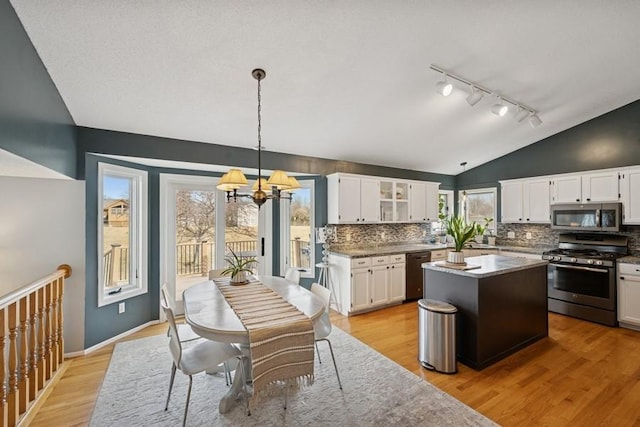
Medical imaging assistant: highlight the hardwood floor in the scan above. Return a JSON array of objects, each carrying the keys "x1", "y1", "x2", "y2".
[{"x1": 30, "y1": 304, "x2": 640, "y2": 426}]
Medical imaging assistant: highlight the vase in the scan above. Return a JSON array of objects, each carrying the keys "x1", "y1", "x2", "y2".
[
  {"x1": 475, "y1": 235, "x2": 484, "y2": 244},
  {"x1": 487, "y1": 236, "x2": 496, "y2": 246},
  {"x1": 231, "y1": 270, "x2": 248, "y2": 285},
  {"x1": 447, "y1": 251, "x2": 465, "y2": 264}
]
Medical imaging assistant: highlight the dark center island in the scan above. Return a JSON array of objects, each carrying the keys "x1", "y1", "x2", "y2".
[{"x1": 422, "y1": 254, "x2": 549, "y2": 370}]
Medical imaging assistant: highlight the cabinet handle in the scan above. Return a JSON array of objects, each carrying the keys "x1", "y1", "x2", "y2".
[
  {"x1": 587, "y1": 198, "x2": 591, "y2": 201},
  {"x1": 519, "y1": 218, "x2": 522, "y2": 221},
  {"x1": 576, "y1": 198, "x2": 580, "y2": 202},
  {"x1": 526, "y1": 218, "x2": 530, "y2": 221},
  {"x1": 387, "y1": 266, "x2": 390, "y2": 269},
  {"x1": 620, "y1": 276, "x2": 625, "y2": 280}
]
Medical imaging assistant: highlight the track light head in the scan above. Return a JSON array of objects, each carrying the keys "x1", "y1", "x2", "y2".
[
  {"x1": 435, "y1": 74, "x2": 453, "y2": 96},
  {"x1": 466, "y1": 86, "x2": 484, "y2": 106},
  {"x1": 529, "y1": 114, "x2": 542, "y2": 128},
  {"x1": 515, "y1": 106, "x2": 530, "y2": 122},
  {"x1": 491, "y1": 97, "x2": 508, "y2": 117}
]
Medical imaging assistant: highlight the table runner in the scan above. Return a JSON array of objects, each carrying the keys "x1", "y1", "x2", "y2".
[{"x1": 216, "y1": 280, "x2": 315, "y2": 402}]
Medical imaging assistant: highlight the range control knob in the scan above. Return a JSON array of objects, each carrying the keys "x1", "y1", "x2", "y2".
[
  {"x1": 554, "y1": 256, "x2": 562, "y2": 261},
  {"x1": 595, "y1": 260, "x2": 604, "y2": 266},
  {"x1": 587, "y1": 259, "x2": 594, "y2": 265},
  {"x1": 570, "y1": 257, "x2": 578, "y2": 263}
]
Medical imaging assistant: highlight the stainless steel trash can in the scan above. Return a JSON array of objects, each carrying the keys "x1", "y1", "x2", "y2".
[{"x1": 418, "y1": 298, "x2": 457, "y2": 374}]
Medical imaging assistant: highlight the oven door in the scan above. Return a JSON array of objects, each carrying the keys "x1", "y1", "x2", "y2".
[{"x1": 547, "y1": 263, "x2": 615, "y2": 310}]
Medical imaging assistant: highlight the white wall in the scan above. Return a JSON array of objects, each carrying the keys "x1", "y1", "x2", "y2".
[{"x1": 0, "y1": 176, "x2": 85, "y2": 352}]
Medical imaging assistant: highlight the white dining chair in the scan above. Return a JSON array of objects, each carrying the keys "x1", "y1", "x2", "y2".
[
  {"x1": 161, "y1": 284, "x2": 201, "y2": 343},
  {"x1": 208, "y1": 268, "x2": 227, "y2": 280},
  {"x1": 284, "y1": 268, "x2": 301, "y2": 285},
  {"x1": 310, "y1": 282, "x2": 343, "y2": 389},
  {"x1": 161, "y1": 298, "x2": 250, "y2": 425}
]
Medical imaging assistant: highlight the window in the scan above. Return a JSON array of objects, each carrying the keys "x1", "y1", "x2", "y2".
[
  {"x1": 459, "y1": 187, "x2": 497, "y2": 233},
  {"x1": 280, "y1": 179, "x2": 315, "y2": 278},
  {"x1": 431, "y1": 190, "x2": 453, "y2": 233},
  {"x1": 98, "y1": 163, "x2": 148, "y2": 307}
]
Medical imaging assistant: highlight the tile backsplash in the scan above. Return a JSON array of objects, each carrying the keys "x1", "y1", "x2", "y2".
[
  {"x1": 327, "y1": 222, "x2": 640, "y2": 255},
  {"x1": 326, "y1": 223, "x2": 432, "y2": 249}
]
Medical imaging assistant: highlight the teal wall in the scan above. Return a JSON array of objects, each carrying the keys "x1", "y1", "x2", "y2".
[
  {"x1": 457, "y1": 100, "x2": 640, "y2": 188},
  {"x1": 0, "y1": 0, "x2": 77, "y2": 177}
]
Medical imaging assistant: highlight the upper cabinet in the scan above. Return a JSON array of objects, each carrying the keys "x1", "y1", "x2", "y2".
[
  {"x1": 550, "y1": 171, "x2": 619, "y2": 203},
  {"x1": 409, "y1": 181, "x2": 439, "y2": 222},
  {"x1": 380, "y1": 179, "x2": 410, "y2": 222},
  {"x1": 500, "y1": 178, "x2": 550, "y2": 223},
  {"x1": 620, "y1": 167, "x2": 640, "y2": 224},
  {"x1": 327, "y1": 173, "x2": 439, "y2": 224},
  {"x1": 327, "y1": 173, "x2": 380, "y2": 223}
]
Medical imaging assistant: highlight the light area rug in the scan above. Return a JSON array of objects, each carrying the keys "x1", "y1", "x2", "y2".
[{"x1": 90, "y1": 327, "x2": 497, "y2": 426}]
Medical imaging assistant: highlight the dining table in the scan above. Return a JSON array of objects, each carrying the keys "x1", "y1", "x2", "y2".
[{"x1": 183, "y1": 275, "x2": 326, "y2": 414}]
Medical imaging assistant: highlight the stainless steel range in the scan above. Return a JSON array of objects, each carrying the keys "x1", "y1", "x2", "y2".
[{"x1": 542, "y1": 233, "x2": 628, "y2": 326}]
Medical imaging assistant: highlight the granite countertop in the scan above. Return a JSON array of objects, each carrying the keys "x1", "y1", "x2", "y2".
[
  {"x1": 329, "y1": 242, "x2": 551, "y2": 258},
  {"x1": 619, "y1": 256, "x2": 640, "y2": 265},
  {"x1": 422, "y1": 254, "x2": 548, "y2": 279}
]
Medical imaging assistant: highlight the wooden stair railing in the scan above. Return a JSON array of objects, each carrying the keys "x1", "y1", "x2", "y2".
[{"x1": 0, "y1": 264, "x2": 71, "y2": 427}]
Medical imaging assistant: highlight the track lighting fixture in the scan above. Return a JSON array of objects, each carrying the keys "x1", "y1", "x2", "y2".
[
  {"x1": 466, "y1": 86, "x2": 484, "y2": 106},
  {"x1": 529, "y1": 114, "x2": 542, "y2": 128},
  {"x1": 430, "y1": 64, "x2": 542, "y2": 127},
  {"x1": 515, "y1": 106, "x2": 530, "y2": 122},
  {"x1": 491, "y1": 97, "x2": 508, "y2": 117},
  {"x1": 435, "y1": 74, "x2": 453, "y2": 96}
]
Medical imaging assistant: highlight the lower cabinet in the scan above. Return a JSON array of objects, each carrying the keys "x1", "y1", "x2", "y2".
[
  {"x1": 430, "y1": 249, "x2": 448, "y2": 262},
  {"x1": 389, "y1": 254, "x2": 406, "y2": 303},
  {"x1": 329, "y1": 253, "x2": 406, "y2": 316},
  {"x1": 618, "y1": 263, "x2": 640, "y2": 330}
]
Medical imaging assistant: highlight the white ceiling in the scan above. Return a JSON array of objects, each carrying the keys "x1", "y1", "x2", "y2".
[{"x1": 9, "y1": 1, "x2": 640, "y2": 176}]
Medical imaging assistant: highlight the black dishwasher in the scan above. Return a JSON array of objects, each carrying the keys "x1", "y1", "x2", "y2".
[{"x1": 406, "y1": 252, "x2": 431, "y2": 301}]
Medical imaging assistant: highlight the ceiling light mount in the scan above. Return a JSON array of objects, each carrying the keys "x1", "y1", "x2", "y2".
[{"x1": 430, "y1": 64, "x2": 542, "y2": 127}]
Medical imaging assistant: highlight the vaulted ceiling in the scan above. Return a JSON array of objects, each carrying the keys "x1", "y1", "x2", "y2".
[{"x1": 10, "y1": 1, "x2": 640, "y2": 175}]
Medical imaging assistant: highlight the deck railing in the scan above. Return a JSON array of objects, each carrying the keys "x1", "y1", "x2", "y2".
[
  {"x1": 0, "y1": 264, "x2": 72, "y2": 427},
  {"x1": 104, "y1": 238, "x2": 311, "y2": 280}
]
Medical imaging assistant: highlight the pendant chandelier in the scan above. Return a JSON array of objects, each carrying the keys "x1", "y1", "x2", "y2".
[{"x1": 216, "y1": 68, "x2": 300, "y2": 207}]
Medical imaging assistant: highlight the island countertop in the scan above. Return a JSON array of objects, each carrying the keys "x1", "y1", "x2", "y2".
[{"x1": 423, "y1": 254, "x2": 548, "y2": 279}]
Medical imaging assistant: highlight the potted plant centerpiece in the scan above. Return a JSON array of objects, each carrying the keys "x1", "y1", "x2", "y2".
[
  {"x1": 446, "y1": 215, "x2": 477, "y2": 264},
  {"x1": 222, "y1": 247, "x2": 256, "y2": 285},
  {"x1": 474, "y1": 222, "x2": 486, "y2": 244}
]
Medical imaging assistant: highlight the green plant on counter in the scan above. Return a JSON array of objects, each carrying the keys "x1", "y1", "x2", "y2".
[
  {"x1": 484, "y1": 217, "x2": 495, "y2": 236},
  {"x1": 446, "y1": 215, "x2": 477, "y2": 252}
]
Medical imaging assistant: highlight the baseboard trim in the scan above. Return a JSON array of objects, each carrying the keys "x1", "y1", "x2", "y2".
[
  {"x1": 18, "y1": 361, "x2": 70, "y2": 427},
  {"x1": 65, "y1": 320, "x2": 160, "y2": 358}
]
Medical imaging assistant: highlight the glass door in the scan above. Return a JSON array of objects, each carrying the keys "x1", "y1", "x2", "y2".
[
  {"x1": 161, "y1": 175, "x2": 272, "y2": 315},
  {"x1": 160, "y1": 175, "x2": 218, "y2": 314}
]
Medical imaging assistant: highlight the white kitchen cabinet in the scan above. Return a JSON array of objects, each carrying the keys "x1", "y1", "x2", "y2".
[
  {"x1": 550, "y1": 174, "x2": 582, "y2": 203},
  {"x1": 349, "y1": 257, "x2": 371, "y2": 313},
  {"x1": 581, "y1": 171, "x2": 619, "y2": 202},
  {"x1": 388, "y1": 254, "x2": 406, "y2": 302},
  {"x1": 327, "y1": 173, "x2": 380, "y2": 223},
  {"x1": 380, "y1": 180, "x2": 409, "y2": 222},
  {"x1": 500, "y1": 178, "x2": 550, "y2": 223},
  {"x1": 328, "y1": 253, "x2": 404, "y2": 316},
  {"x1": 360, "y1": 177, "x2": 381, "y2": 222},
  {"x1": 618, "y1": 262, "x2": 640, "y2": 330},
  {"x1": 620, "y1": 168, "x2": 640, "y2": 224},
  {"x1": 328, "y1": 173, "x2": 439, "y2": 224},
  {"x1": 409, "y1": 181, "x2": 426, "y2": 222},
  {"x1": 500, "y1": 181, "x2": 524, "y2": 222},
  {"x1": 409, "y1": 181, "x2": 440, "y2": 222},
  {"x1": 371, "y1": 261, "x2": 390, "y2": 306},
  {"x1": 550, "y1": 171, "x2": 619, "y2": 204}
]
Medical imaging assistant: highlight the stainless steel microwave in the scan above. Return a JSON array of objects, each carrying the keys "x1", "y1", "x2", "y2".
[{"x1": 550, "y1": 202, "x2": 622, "y2": 232}]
